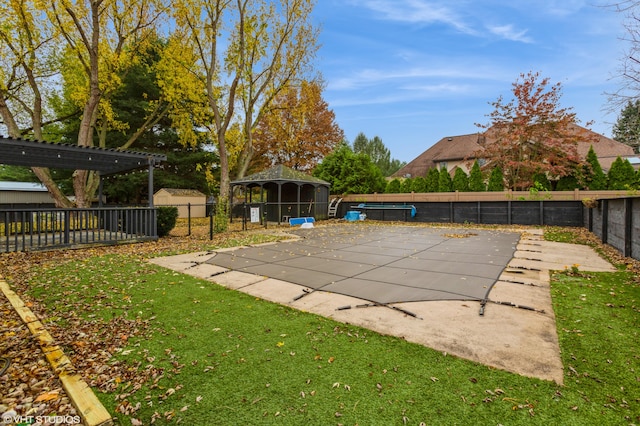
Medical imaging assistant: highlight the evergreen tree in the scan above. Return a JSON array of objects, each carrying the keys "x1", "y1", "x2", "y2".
[
  {"x1": 607, "y1": 157, "x2": 637, "y2": 190},
  {"x1": 452, "y1": 167, "x2": 469, "y2": 191},
  {"x1": 438, "y1": 167, "x2": 453, "y2": 192},
  {"x1": 425, "y1": 168, "x2": 440, "y2": 192},
  {"x1": 612, "y1": 100, "x2": 640, "y2": 153},
  {"x1": 583, "y1": 145, "x2": 607, "y2": 190},
  {"x1": 411, "y1": 176, "x2": 427, "y2": 193},
  {"x1": 400, "y1": 178, "x2": 413, "y2": 193},
  {"x1": 352, "y1": 132, "x2": 369, "y2": 154},
  {"x1": 468, "y1": 160, "x2": 485, "y2": 192},
  {"x1": 556, "y1": 175, "x2": 580, "y2": 191},
  {"x1": 487, "y1": 166, "x2": 505, "y2": 191},
  {"x1": 313, "y1": 144, "x2": 386, "y2": 194},
  {"x1": 385, "y1": 178, "x2": 401, "y2": 193},
  {"x1": 351, "y1": 133, "x2": 406, "y2": 176},
  {"x1": 532, "y1": 172, "x2": 551, "y2": 191},
  {"x1": 0, "y1": 166, "x2": 38, "y2": 182},
  {"x1": 51, "y1": 41, "x2": 216, "y2": 204}
]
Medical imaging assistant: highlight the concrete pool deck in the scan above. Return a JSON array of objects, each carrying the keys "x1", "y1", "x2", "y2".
[{"x1": 149, "y1": 224, "x2": 616, "y2": 384}]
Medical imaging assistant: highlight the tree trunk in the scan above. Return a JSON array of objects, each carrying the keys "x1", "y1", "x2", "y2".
[
  {"x1": 235, "y1": 117, "x2": 254, "y2": 179},
  {"x1": 31, "y1": 167, "x2": 74, "y2": 208}
]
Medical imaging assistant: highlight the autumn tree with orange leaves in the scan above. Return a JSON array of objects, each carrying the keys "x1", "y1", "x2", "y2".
[
  {"x1": 251, "y1": 80, "x2": 343, "y2": 172},
  {"x1": 475, "y1": 71, "x2": 597, "y2": 190}
]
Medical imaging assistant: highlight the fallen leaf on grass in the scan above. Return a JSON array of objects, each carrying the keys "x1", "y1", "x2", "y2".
[{"x1": 34, "y1": 389, "x2": 60, "y2": 402}]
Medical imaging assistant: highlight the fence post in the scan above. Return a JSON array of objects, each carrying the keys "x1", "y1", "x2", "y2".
[
  {"x1": 64, "y1": 210, "x2": 70, "y2": 244},
  {"x1": 624, "y1": 198, "x2": 632, "y2": 257},
  {"x1": 602, "y1": 199, "x2": 609, "y2": 245},
  {"x1": 539, "y1": 201, "x2": 544, "y2": 225},
  {"x1": 188, "y1": 203, "x2": 192, "y2": 236}
]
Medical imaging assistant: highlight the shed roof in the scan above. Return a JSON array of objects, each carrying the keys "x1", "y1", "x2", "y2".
[
  {"x1": 155, "y1": 188, "x2": 206, "y2": 197},
  {"x1": 0, "y1": 136, "x2": 167, "y2": 176},
  {"x1": 0, "y1": 181, "x2": 48, "y2": 192},
  {"x1": 231, "y1": 164, "x2": 330, "y2": 186}
]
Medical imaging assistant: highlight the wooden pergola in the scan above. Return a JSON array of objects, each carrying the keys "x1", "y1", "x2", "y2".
[{"x1": 0, "y1": 136, "x2": 166, "y2": 206}]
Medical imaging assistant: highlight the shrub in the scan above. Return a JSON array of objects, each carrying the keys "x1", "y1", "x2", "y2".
[
  {"x1": 438, "y1": 167, "x2": 453, "y2": 192},
  {"x1": 487, "y1": 166, "x2": 504, "y2": 191},
  {"x1": 425, "y1": 168, "x2": 440, "y2": 192},
  {"x1": 400, "y1": 177, "x2": 414, "y2": 193},
  {"x1": 556, "y1": 175, "x2": 580, "y2": 191},
  {"x1": 385, "y1": 178, "x2": 401, "y2": 193},
  {"x1": 156, "y1": 206, "x2": 179, "y2": 237},
  {"x1": 468, "y1": 160, "x2": 485, "y2": 192},
  {"x1": 452, "y1": 167, "x2": 469, "y2": 191},
  {"x1": 411, "y1": 176, "x2": 427, "y2": 192}
]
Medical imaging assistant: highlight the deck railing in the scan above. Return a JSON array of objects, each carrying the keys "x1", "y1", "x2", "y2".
[{"x1": 0, "y1": 207, "x2": 158, "y2": 252}]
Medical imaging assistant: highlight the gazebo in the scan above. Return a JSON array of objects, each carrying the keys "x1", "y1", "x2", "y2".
[{"x1": 231, "y1": 165, "x2": 330, "y2": 224}]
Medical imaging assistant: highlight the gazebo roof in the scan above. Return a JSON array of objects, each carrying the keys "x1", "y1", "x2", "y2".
[
  {"x1": 0, "y1": 136, "x2": 167, "y2": 176},
  {"x1": 231, "y1": 165, "x2": 330, "y2": 186}
]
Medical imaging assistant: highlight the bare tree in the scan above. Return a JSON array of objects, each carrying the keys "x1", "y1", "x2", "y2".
[{"x1": 606, "y1": 1, "x2": 640, "y2": 110}]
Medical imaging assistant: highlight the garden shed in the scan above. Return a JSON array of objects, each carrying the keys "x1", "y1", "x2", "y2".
[
  {"x1": 231, "y1": 165, "x2": 330, "y2": 224},
  {"x1": 154, "y1": 188, "x2": 207, "y2": 218},
  {"x1": 0, "y1": 181, "x2": 55, "y2": 206}
]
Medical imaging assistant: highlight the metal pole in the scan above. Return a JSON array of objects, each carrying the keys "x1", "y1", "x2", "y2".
[{"x1": 209, "y1": 208, "x2": 214, "y2": 240}]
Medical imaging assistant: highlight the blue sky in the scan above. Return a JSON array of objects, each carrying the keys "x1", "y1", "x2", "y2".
[{"x1": 312, "y1": 0, "x2": 628, "y2": 163}]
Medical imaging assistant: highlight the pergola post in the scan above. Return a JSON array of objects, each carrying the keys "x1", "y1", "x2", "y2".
[
  {"x1": 98, "y1": 175, "x2": 104, "y2": 207},
  {"x1": 148, "y1": 158, "x2": 154, "y2": 208},
  {"x1": 278, "y1": 183, "x2": 283, "y2": 224}
]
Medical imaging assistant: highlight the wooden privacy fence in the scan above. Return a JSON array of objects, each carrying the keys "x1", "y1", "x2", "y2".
[{"x1": 338, "y1": 189, "x2": 635, "y2": 203}]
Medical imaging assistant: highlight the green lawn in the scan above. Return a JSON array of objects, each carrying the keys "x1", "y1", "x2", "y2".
[{"x1": 24, "y1": 227, "x2": 640, "y2": 425}]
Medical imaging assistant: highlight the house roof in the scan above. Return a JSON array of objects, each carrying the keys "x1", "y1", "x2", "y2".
[
  {"x1": 393, "y1": 124, "x2": 635, "y2": 177},
  {"x1": 155, "y1": 188, "x2": 206, "y2": 197},
  {"x1": 393, "y1": 133, "x2": 484, "y2": 178},
  {"x1": 0, "y1": 136, "x2": 167, "y2": 176},
  {"x1": 231, "y1": 164, "x2": 330, "y2": 186}
]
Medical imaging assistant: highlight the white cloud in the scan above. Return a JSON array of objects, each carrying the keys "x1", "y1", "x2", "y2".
[
  {"x1": 353, "y1": 0, "x2": 476, "y2": 34},
  {"x1": 354, "y1": 0, "x2": 539, "y2": 43},
  {"x1": 327, "y1": 63, "x2": 507, "y2": 92},
  {"x1": 487, "y1": 24, "x2": 533, "y2": 43}
]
